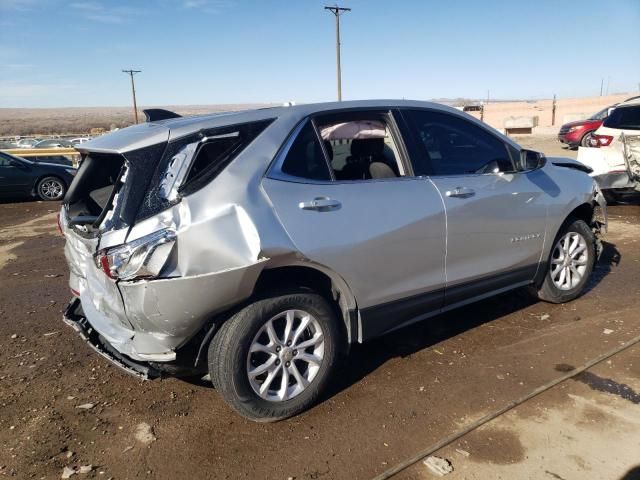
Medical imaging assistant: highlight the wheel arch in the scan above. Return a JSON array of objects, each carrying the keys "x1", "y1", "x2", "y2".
[
  {"x1": 535, "y1": 201, "x2": 595, "y2": 287},
  {"x1": 192, "y1": 263, "x2": 359, "y2": 371},
  {"x1": 252, "y1": 264, "x2": 359, "y2": 348}
]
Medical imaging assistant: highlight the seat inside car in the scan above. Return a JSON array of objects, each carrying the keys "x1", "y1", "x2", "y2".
[{"x1": 337, "y1": 138, "x2": 398, "y2": 180}]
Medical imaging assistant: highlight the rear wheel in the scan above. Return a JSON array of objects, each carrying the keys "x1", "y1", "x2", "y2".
[
  {"x1": 36, "y1": 176, "x2": 65, "y2": 201},
  {"x1": 208, "y1": 292, "x2": 339, "y2": 422},
  {"x1": 536, "y1": 218, "x2": 595, "y2": 303}
]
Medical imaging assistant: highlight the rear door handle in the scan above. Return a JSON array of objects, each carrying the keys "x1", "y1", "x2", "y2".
[
  {"x1": 445, "y1": 186, "x2": 475, "y2": 198},
  {"x1": 299, "y1": 197, "x2": 342, "y2": 212}
]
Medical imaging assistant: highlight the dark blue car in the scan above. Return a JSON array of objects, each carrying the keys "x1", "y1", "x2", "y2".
[{"x1": 0, "y1": 151, "x2": 76, "y2": 201}]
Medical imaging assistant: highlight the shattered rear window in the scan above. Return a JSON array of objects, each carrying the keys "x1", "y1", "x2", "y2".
[{"x1": 136, "y1": 118, "x2": 274, "y2": 222}]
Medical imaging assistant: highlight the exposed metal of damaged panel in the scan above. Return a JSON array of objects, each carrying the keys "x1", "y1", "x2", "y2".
[{"x1": 622, "y1": 133, "x2": 640, "y2": 187}]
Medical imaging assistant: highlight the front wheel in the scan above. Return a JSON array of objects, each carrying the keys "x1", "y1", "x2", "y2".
[
  {"x1": 208, "y1": 292, "x2": 339, "y2": 422},
  {"x1": 580, "y1": 132, "x2": 594, "y2": 148},
  {"x1": 535, "y1": 218, "x2": 596, "y2": 303},
  {"x1": 36, "y1": 176, "x2": 66, "y2": 201}
]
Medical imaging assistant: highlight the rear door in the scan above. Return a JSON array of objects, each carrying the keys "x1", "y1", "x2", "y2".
[
  {"x1": 262, "y1": 111, "x2": 446, "y2": 339},
  {"x1": 400, "y1": 108, "x2": 548, "y2": 305}
]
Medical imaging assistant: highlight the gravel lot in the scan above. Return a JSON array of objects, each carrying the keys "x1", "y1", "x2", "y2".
[{"x1": 1, "y1": 136, "x2": 639, "y2": 479}]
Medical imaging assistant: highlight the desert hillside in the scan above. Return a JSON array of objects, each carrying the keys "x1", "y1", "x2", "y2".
[{"x1": 0, "y1": 93, "x2": 636, "y2": 137}]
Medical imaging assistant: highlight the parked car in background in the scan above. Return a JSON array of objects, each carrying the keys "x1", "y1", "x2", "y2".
[
  {"x1": 60, "y1": 100, "x2": 606, "y2": 422},
  {"x1": 16, "y1": 138, "x2": 40, "y2": 148},
  {"x1": 70, "y1": 137, "x2": 92, "y2": 145},
  {"x1": 557, "y1": 106, "x2": 613, "y2": 148},
  {"x1": 558, "y1": 96, "x2": 640, "y2": 150},
  {"x1": 577, "y1": 98, "x2": 640, "y2": 203},
  {"x1": 34, "y1": 139, "x2": 75, "y2": 148},
  {"x1": 0, "y1": 151, "x2": 76, "y2": 201}
]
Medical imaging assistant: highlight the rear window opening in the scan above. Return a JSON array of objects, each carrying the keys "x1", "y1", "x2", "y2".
[
  {"x1": 64, "y1": 142, "x2": 168, "y2": 235},
  {"x1": 64, "y1": 153, "x2": 126, "y2": 230}
]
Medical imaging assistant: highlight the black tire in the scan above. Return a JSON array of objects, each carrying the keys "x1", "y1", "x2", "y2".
[
  {"x1": 208, "y1": 292, "x2": 339, "y2": 422},
  {"x1": 602, "y1": 189, "x2": 618, "y2": 205},
  {"x1": 536, "y1": 218, "x2": 596, "y2": 304},
  {"x1": 580, "y1": 132, "x2": 594, "y2": 148},
  {"x1": 36, "y1": 176, "x2": 66, "y2": 201}
]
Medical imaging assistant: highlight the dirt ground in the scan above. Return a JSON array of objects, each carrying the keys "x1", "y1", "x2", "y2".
[{"x1": 1, "y1": 136, "x2": 639, "y2": 480}]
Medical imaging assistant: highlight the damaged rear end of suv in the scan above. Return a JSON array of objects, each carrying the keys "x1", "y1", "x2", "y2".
[{"x1": 61, "y1": 113, "x2": 277, "y2": 379}]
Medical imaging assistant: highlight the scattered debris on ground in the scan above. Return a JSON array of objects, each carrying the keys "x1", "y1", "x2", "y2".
[
  {"x1": 423, "y1": 456, "x2": 454, "y2": 476},
  {"x1": 134, "y1": 422, "x2": 156, "y2": 445}
]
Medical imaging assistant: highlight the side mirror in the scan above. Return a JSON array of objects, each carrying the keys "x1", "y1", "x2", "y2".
[{"x1": 520, "y1": 149, "x2": 546, "y2": 171}]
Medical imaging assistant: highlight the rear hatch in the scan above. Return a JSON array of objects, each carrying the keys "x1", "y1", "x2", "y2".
[{"x1": 61, "y1": 124, "x2": 170, "y2": 330}]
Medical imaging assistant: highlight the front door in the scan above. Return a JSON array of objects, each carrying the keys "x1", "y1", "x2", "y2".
[
  {"x1": 401, "y1": 108, "x2": 548, "y2": 304},
  {"x1": 0, "y1": 155, "x2": 32, "y2": 196}
]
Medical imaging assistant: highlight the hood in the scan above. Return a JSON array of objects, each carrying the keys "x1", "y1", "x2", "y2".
[
  {"x1": 548, "y1": 156, "x2": 593, "y2": 174},
  {"x1": 33, "y1": 161, "x2": 75, "y2": 169},
  {"x1": 561, "y1": 119, "x2": 601, "y2": 129}
]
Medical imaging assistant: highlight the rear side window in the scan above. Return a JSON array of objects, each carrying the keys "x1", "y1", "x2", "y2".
[
  {"x1": 404, "y1": 109, "x2": 514, "y2": 176},
  {"x1": 281, "y1": 121, "x2": 332, "y2": 181},
  {"x1": 603, "y1": 106, "x2": 640, "y2": 130},
  {"x1": 180, "y1": 119, "x2": 273, "y2": 195}
]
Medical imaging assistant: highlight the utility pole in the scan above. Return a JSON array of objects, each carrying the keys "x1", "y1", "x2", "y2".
[
  {"x1": 122, "y1": 69, "x2": 141, "y2": 124},
  {"x1": 324, "y1": 5, "x2": 351, "y2": 101},
  {"x1": 551, "y1": 94, "x2": 556, "y2": 126},
  {"x1": 600, "y1": 78, "x2": 603, "y2": 96}
]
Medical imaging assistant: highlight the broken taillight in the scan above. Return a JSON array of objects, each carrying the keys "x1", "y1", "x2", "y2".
[
  {"x1": 589, "y1": 135, "x2": 614, "y2": 148},
  {"x1": 94, "y1": 229, "x2": 176, "y2": 281}
]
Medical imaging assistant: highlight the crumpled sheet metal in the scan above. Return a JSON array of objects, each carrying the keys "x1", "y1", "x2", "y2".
[{"x1": 622, "y1": 134, "x2": 640, "y2": 185}]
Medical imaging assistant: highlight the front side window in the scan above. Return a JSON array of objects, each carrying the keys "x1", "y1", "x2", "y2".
[
  {"x1": 0, "y1": 153, "x2": 19, "y2": 167},
  {"x1": 404, "y1": 109, "x2": 514, "y2": 176},
  {"x1": 590, "y1": 107, "x2": 609, "y2": 121},
  {"x1": 603, "y1": 106, "x2": 640, "y2": 130}
]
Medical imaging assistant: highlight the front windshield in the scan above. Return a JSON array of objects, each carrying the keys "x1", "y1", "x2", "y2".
[{"x1": 589, "y1": 107, "x2": 610, "y2": 121}]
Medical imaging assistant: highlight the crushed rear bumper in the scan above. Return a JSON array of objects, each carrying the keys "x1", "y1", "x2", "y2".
[
  {"x1": 63, "y1": 298, "x2": 162, "y2": 379},
  {"x1": 63, "y1": 298, "x2": 208, "y2": 380}
]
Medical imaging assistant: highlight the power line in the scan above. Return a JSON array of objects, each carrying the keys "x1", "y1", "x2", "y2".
[
  {"x1": 122, "y1": 69, "x2": 142, "y2": 124},
  {"x1": 324, "y1": 5, "x2": 351, "y2": 101}
]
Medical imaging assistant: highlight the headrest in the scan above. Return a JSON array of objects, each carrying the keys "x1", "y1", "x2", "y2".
[{"x1": 351, "y1": 138, "x2": 384, "y2": 157}]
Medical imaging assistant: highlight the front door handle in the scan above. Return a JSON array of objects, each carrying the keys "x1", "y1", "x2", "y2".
[
  {"x1": 299, "y1": 197, "x2": 342, "y2": 212},
  {"x1": 445, "y1": 186, "x2": 475, "y2": 198}
]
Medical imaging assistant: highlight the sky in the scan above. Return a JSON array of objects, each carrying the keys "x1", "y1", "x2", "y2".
[{"x1": 1, "y1": 0, "x2": 639, "y2": 108}]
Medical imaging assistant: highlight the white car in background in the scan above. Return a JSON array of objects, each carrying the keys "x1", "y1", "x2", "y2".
[
  {"x1": 70, "y1": 137, "x2": 92, "y2": 145},
  {"x1": 577, "y1": 98, "x2": 640, "y2": 203}
]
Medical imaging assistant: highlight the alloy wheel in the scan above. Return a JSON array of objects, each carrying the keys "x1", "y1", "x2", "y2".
[
  {"x1": 39, "y1": 179, "x2": 64, "y2": 200},
  {"x1": 550, "y1": 232, "x2": 589, "y2": 290},
  {"x1": 247, "y1": 309, "x2": 325, "y2": 402}
]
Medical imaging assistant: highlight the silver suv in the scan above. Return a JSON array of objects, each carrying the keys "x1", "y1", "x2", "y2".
[{"x1": 61, "y1": 100, "x2": 607, "y2": 421}]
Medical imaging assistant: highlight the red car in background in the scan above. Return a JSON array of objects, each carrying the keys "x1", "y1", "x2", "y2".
[{"x1": 557, "y1": 106, "x2": 612, "y2": 148}]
